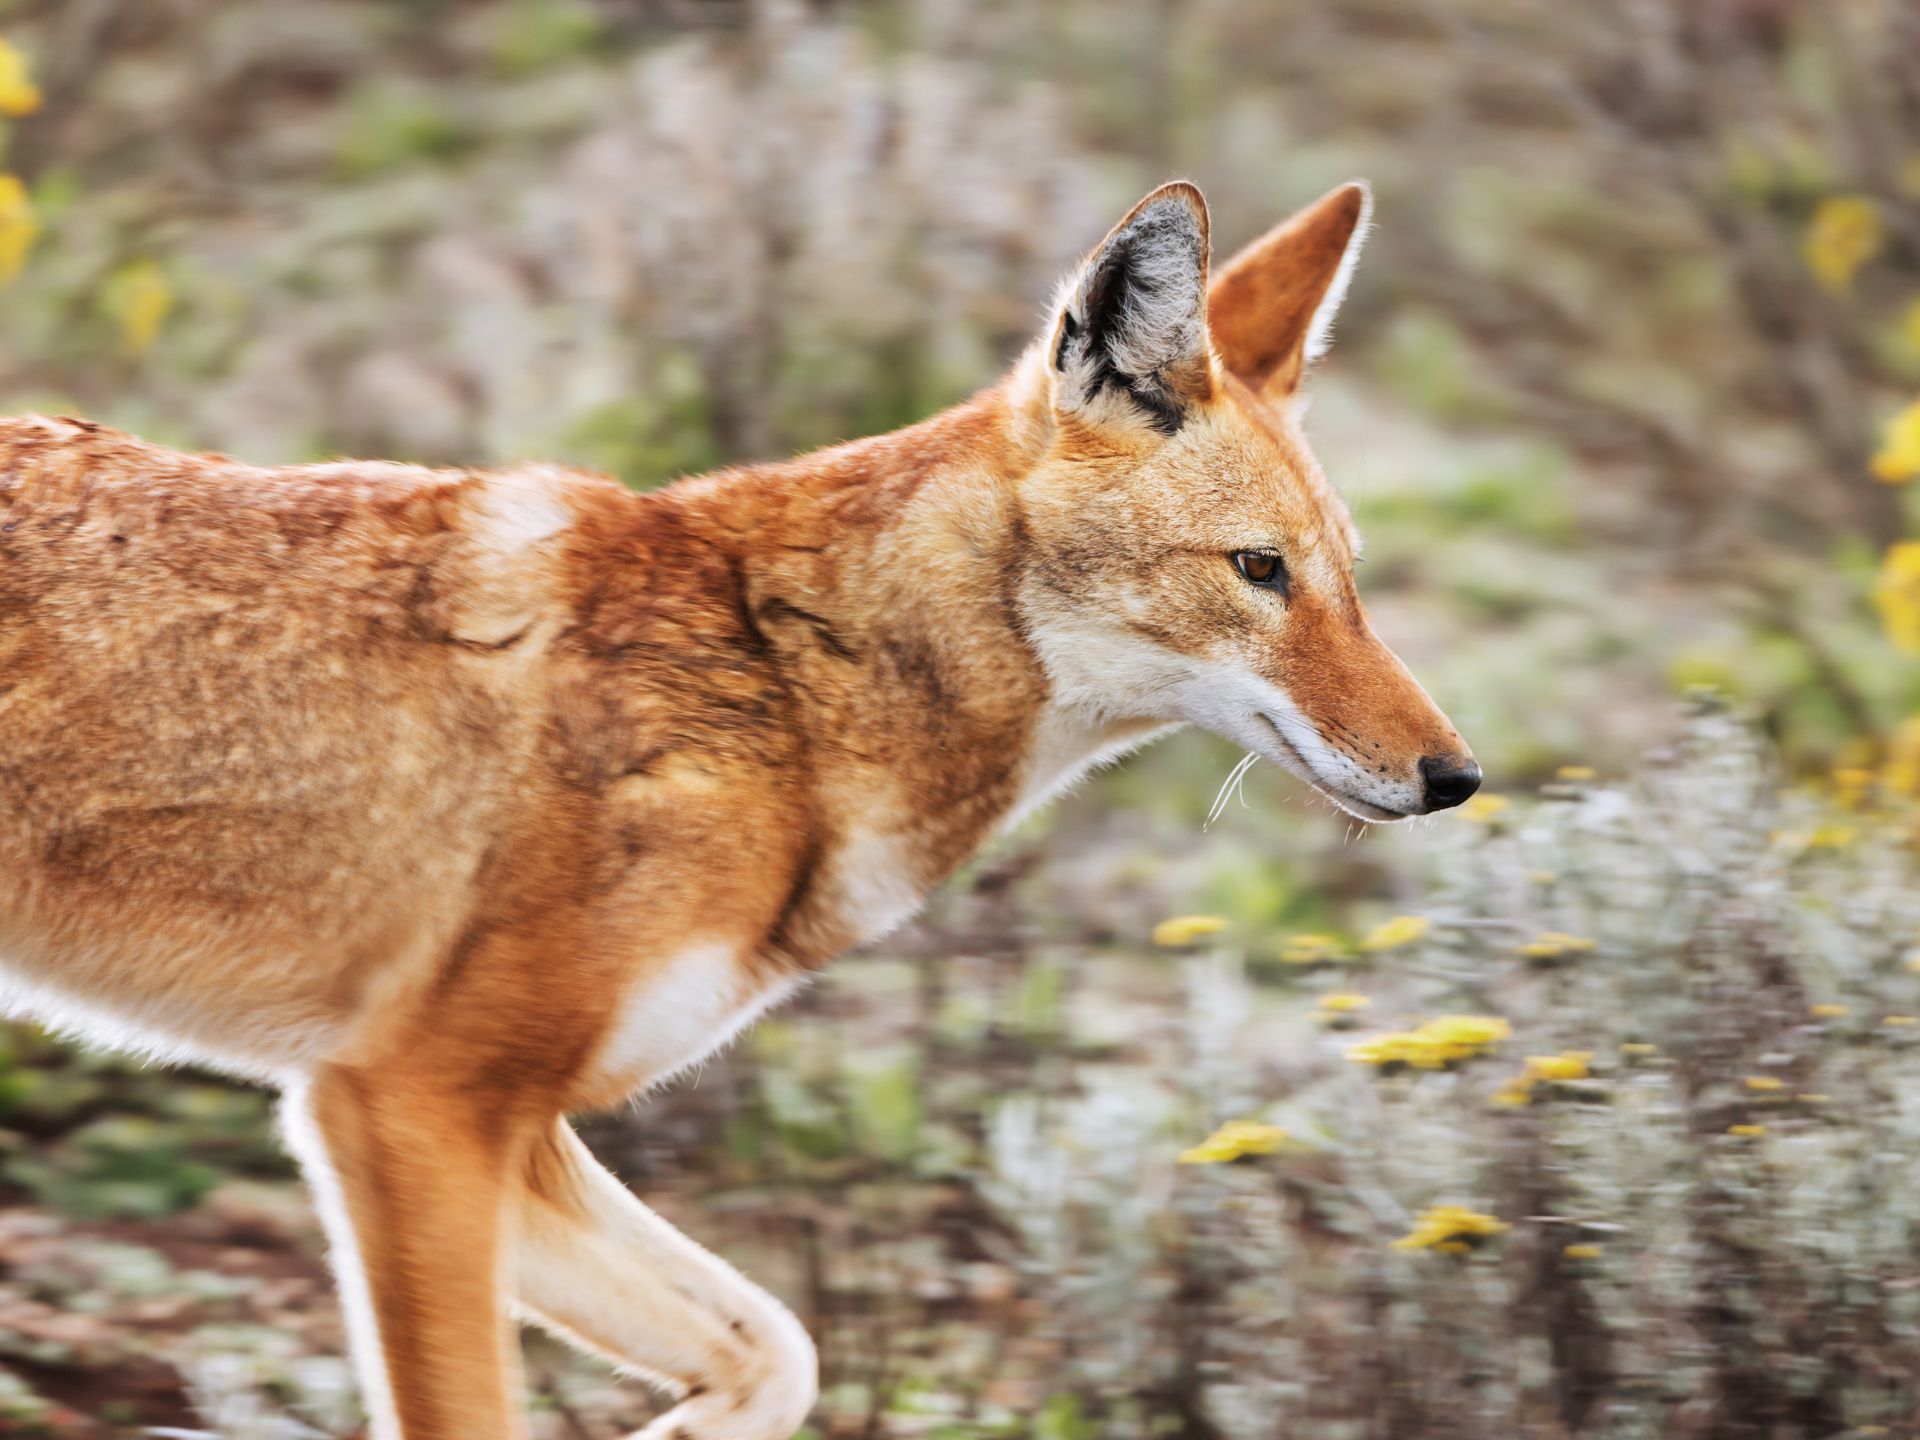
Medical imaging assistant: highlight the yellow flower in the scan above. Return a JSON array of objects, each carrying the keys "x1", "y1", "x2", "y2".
[
  {"x1": 1744, "y1": 1075, "x2": 1784, "y2": 1092},
  {"x1": 0, "y1": 173, "x2": 36, "y2": 286},
  {"x1": 1886, "y1": 717, "x2": 1920, "y2": 797},
  {"x1": 1318, "y1": 992, "x2": 1371, "y2": 1013},
  {"x1": 1461, "y1": 793, "x2": 1510, "y2": 824},
  {"x1": 1803, "y1": 194, "x2": 1885, "y2": 294},
  {"x1": 1346, "y1": 1033, "x2": 1418, "y2": 1067},
  {"x1": 1526, "y1": 869, "x2": 1558, "y2": 886},
  {"x1": 1728, "y1": 1124, "x2": 1766, "y2": 1137},
  {"x1": 1619, "y1": 1042, "x2": 1657, "y2": 1056},
  {"x1": 1871, "y1": 399, "x2": 1920, "y2": 485},
  {"x1": 1492, "y1": 1050, "x2": 1592, "y2": 1105},
  {"x1": 1392, "y1": 1204, "x2": 1509, "y2": 1252},
  {"x1": 1348, "y1": 1014, "x2": 1510, "y2": 1070},
  {"x1": 1153, "y1": 914, "x2": 1229, "y2": 947},
  {"x1": 1874, "y1": 543, "x2": 1920, "y2": 655},
  {"x1": 1279, "y1": 932, "x2": 1341, "y2": 965},
  {"x1": 1885, "y1": 1015, "x2": 1919, "y2": 1028},
  {"x1": 1517, "y1": 931, "x2": 1596, "y2": 960},
  {"x1": 1422, "y1": 1014, "x2": 1511, "y2": 1049},
  {"x1": 1178, "y1": 1120, "x2": 1288, "y2": 1165},
  {"x1": 1526, "y1": 1052, "x2": 1593, "y2": 1083},
  {"x1": 1810, "y1": 1002, "x2": 1850, "y2": 1019},
  {"x1": 1555, "y1": 765, "x2": 1596, "y2": 782},
  {"x1": 1562, "y1": 1243, "x2": 1605, "y2": 1260},
  {"x1": 104, "y1": 259, "x2": 175, "y2": 355},
  {"x1": 1831, "y1": 766, "x2": 1875, "y2": 805},
  {"x1": 1903, "y1": 297, "x2": 1920, "y2": 350},
  {"x1": 1797, "y1": 1092, "x2": 1831, "y2": 1104},
  {"x1": 0, "y1": 38, "x2": 39, "y2": 118},
  {"x1": 1360, "y1": 915, "x2": 1429, "y2": 952}
]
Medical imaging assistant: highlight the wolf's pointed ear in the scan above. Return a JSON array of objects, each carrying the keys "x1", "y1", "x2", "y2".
[
  {"x1": 1208, "y1": 181, "x2": 1371, "y2": 399},
  {"x1": 1048, "y1": 182, "x2": 1214, "y2": 435}
]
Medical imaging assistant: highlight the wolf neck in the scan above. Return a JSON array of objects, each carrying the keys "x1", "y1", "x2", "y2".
[{"x1": 667, "y1": 364, "x2": 1155, "y2": 950}]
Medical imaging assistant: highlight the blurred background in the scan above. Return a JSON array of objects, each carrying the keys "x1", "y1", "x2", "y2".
[{"x1": 2, "y1": 0, "x2": 1920, "y2": 1435}]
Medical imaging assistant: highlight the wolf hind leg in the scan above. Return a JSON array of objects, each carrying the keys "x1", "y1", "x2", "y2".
[
  {"x1": 283, "y1": 1063, "x2": 535, "y2": 1440},
  {"x1": 512, "y1": 1120, "x2": 817, "y2": 1440}
]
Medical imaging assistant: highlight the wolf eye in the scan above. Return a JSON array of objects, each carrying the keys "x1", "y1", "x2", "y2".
[{"x1": 1232, "y1": 551, "x2": 1289, "y2": 594}]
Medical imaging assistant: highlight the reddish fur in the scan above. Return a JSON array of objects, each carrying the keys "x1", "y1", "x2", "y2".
[
  {"x1": 1211, "y1": 182, "x2": 1368, "y2": 395},
  {"x1": 0, "y1": 181, "x2": 1469, "y2": 1439}
]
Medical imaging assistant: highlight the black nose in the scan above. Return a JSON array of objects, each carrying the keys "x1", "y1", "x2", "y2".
[{"x1": 1419, "y1": 755, "x2": 1482, "y2": 812}]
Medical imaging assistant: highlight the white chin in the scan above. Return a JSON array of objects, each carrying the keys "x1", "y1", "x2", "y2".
[
  {"x1": 1318, "y1": 789, "x2": 1410, "y2": 823},
  {"x1": 1248, "y1": 713, "x2": 1412, "y2": 823}
]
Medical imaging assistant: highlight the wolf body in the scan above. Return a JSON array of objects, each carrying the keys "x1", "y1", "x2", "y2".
[{"x1": 0, "y1": 180, "x2": 1476, "y2": 1438}]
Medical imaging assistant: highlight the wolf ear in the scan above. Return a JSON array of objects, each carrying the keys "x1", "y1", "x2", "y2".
[
  {"x1": 1208, "y1": 181, "x2": 1371, "y2": 399},
  {"x1": 1049, "y1": 182, "x2": 1214, "y2": 435}
]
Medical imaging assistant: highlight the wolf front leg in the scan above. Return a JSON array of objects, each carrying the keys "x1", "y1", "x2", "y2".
[
  {"x1": 512, "y1": 1120, "x2": 818, "y2": 1440},
  {"x1": 284, "y1": 1064, "x2": 536, "y2": 1440}
]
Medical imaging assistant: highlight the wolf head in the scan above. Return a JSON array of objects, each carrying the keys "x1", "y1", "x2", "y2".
[{"x1": 1013, "y1": 181, "x2": 1478, "y2": 820}]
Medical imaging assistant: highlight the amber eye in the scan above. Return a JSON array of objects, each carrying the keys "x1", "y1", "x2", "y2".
[{"x1": 1232, "y1": 551, "x2": 1289, "y2": 594}]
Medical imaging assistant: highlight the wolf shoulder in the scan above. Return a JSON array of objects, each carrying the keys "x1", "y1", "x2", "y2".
[
  {"x1": 0, "y1": 415, "x2": 653, "y2": 859},
  {"x1": 0, "y1": 415, "x2": 619, "y2": 649}
]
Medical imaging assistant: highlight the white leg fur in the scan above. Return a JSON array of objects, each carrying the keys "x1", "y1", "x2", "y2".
[
  {"x1": 514, "y1": 1123, "x2": 817, "y2": 1440},
  {"x1": 280, "y1": 1081, "x2": 403, "y2": 1440}
]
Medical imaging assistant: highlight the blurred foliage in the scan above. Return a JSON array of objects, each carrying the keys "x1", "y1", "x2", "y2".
[
  {"x1": 0, "y1": 1028, "x2": 288, "y2": 1221},
  {"x1": 0, "y1": 0, "x2": 1919, "y2": 1435}
]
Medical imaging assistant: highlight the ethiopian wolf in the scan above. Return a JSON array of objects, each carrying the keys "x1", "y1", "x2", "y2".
[{"x1": 0, "y1": 179, "x2": 1477, "y2": 1438}]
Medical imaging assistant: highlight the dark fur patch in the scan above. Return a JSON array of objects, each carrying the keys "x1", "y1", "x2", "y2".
[
  {"x1": 1076, "y1": 233, "x2": 1189, "y2": 435},
  {"x1": 1055, "y1": 310, "x2": 1080, "y2": 371},
  {"x1": 762, "y1": 828, "x2": 824, "y2": 968},
  {"x1": 753, "y1": 595, "x2": 858, "y2": 662}
]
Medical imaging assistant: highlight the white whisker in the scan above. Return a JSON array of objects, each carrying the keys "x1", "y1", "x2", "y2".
[{"x1": 1205, "y1": 751, "x2": 1258, "y2": 829}]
